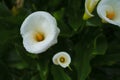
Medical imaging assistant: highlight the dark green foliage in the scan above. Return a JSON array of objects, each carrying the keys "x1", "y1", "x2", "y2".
[{"x1": 0, "y1": 0, "x2": 120, "y2": 80}]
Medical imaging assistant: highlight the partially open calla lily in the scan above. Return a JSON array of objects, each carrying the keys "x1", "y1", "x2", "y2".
[
  {"x1": 83, "y1": 0, "x2": 99, "y2": 20},
  {"x1": 97, "y1": 0, "x2": 120, "y2": 26},
  {"x1": 20, "y1": 11, "x2": 60, "y2": 54},
  {"x1": 52, "y1": 52, "x2": 71, "y2": 68}
]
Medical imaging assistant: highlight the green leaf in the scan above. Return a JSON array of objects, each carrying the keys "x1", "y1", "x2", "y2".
[
  {"x1": 114, "y1": 27, "x2": 120, "y2": 40},
  {"x1": 58, "y1": 20, "x2": 74, "y2": 37},
  {"x1": 92, "y1": 53, "x2": 120, "y2": 66},
  {"x1": 53, "y1": 8, "x2": 74, "y2": 37},
  {"x1": 4, "y1": 47, "x2": 29, "y2": 70},
  {"x1": 51, "y1": 65, "x2": 71, "y2": 80},
  {"x1": 0, "y1": 60, "x2": 12, "y2": 80},
  {"x1": 31, "y1": 75, "x2": 40, "y2": 80},
  {"x1": 14, "y1": 43, "x2": 37, "y2": 68},
  {"x1": 74, "y1": 43, "x2": 93, "y2": 80},
  {"x1": 0, "y1": 29, "x2": 18, "y2": 44},
  {"x1": 48, "y1": 0, "x2": 62, "y2": 9},
  {"x1": 37, "y1": 60, "x2": 49, "y2": 80},
  {"x1": 9, "y1": 61, "x2": 28, "y2": 70},
  {"x1": 92, "y1": 39, "x2": 120, "y2": 66},
  {"x1": 65, "y1": 0, "x2": 84, "y2": 31},
  {"x1": 0, "y1": 2, "x2": 11, "y2": 16},
  {"x1": 36, "y1": 53, "x2": 51, "y2": 80},
  {"x1": 92, "y1": 34, "x2": 107, "y2": 55},
  {"x1": 53, "y1": 8, "x2": 64, "y2": 21},
  {"x1": 86, "y1": 16, "x2": 102, "y2": 27},
  {"x1": 73, "y1": 27, "x2": 106, "y2": 80}
]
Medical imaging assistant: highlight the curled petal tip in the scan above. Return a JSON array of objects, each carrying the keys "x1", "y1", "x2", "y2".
[
  {"x1": 83, "y1": 12, "x2": 94, "y2": 20},
  {"x1": 83, "y1": 0, "x2": 99, "y2": 20}
]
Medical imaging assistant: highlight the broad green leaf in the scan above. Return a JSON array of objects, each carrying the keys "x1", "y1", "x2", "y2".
[
  {"x1": 3, "y1": 47, "x2": 29, "y2": 70},
  {"x1": 73, "y1": 27, "x2": 106, "y2": 80},
  {"x1": 36, "y1": 51, "x2": 51, "y2": 80},
  {"x1": 65, "y1": 0, "x2": 84, "y2": 31},
  {"x1": 53, "y1": 8, "x2": 74, "y2": 37},
  {"x1": 114, "y1": 27, "x2": 120, "y2": 40},
  {"x1": 74, "y1": 43, "x2": 93, "y2": 80},
  {"x1": 92, "y1": 34, "x2": 107, "y2": 55},
  {"x1": 57, "y1": 20, "x2": 74, "y2": 37},
  {"x1": 48, "y1": 0, "x2": 62, "y2": 9},
  {"x1": 14, "y1": 43, "x2": 37, "y2": 68},
  {"x1": 0, "y1": 2, "x2": 11, "y2": 16},
  {"x1": 0, "y1": 60, "x2": 12, "y2": 80},
  {"x1": 92, "y1": 39, "x2": 120, "y2": 66},
  {"x1": 31, "y1": 75, "x2": 40, "y2": 80},
  {"x1": 9, "y1": 62, "x2": 28, "y2": 69},
  {"x1": 37, "y1": 60, "x2": 49, "y2": 80},
  {"x1": 92, "y1": 53, "x2": 120, "y2": 66},
  {"x1": 53, "y1": 8, "x2": 64, "y2": 21},
  {"x1": 86, "y1": 16, "x2": 102, "y2": 27},
  {"x1": 89, "y1": 64, "x2": 120, "y2": 80},
  {"x1": 51, "y1": 65, "x2": 71, "y2": 80},
  {"x1": 0, "y1": 28, "x2": 18, "y2": 44}
]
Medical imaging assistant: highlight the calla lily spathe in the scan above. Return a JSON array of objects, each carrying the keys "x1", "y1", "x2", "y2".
[
  {"x1": 20, "y1": 11, "x2": 60, "y2": 54},
  {"x1": 52, "y1": 52, "x2": 71, "y2": 68},
  {"x1": 83, "y1": 0, "x2": 99, "y2": 20},
  {"x1": 97, "y1": 0, "x2": 120, "y2": 26}
]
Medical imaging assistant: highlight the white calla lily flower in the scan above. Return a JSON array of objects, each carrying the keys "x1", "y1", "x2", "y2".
[
  {"x1": 83, "y1": 0, "x2": 99, "y2": 20},
  {"x1": 20, "y1": 11, "x2": 60, "y2": 54},
  {"x1": 52, "y1": 52, "x2": 71, "y2": 68},
  {"x1": 97, "y1": 0, "x2": 120, "y2": 26}
]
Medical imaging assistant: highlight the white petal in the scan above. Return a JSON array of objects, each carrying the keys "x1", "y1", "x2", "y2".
[
  {"x1": 85, "y1": 0, "x2": 95, "y2": 17},
  {"x1": 83, "y1": 0, "x2": 99, "y2": 20},
  {"x1": 52, "y1": 52, "x2": 60, "y2": 65},
  {"x1": 52, "y1": 52, "x2": 71, "y2": 68},
  {"x1": 97, "y1": 0, "x2": 120, "y2": 26},
  {"x1": 20, "y1": 11, "x2": 60, "y2": 54}
]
